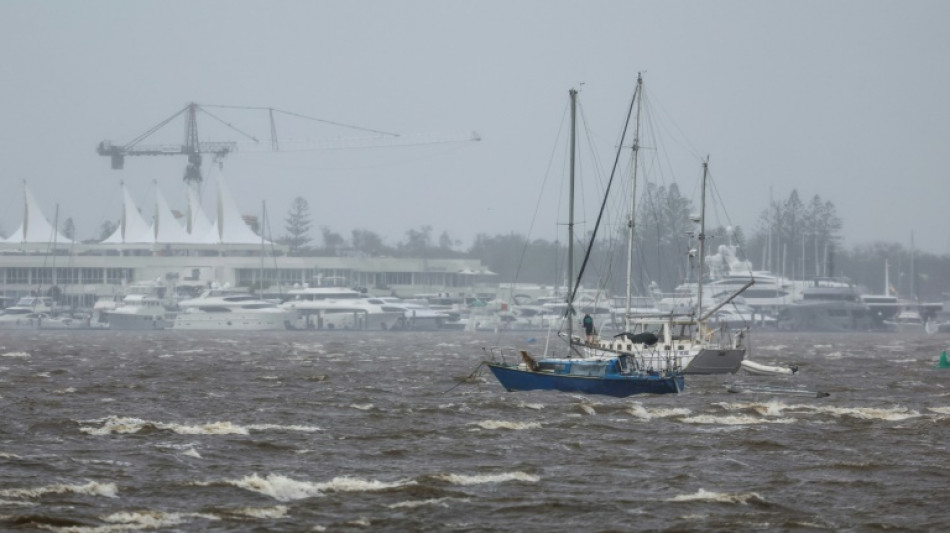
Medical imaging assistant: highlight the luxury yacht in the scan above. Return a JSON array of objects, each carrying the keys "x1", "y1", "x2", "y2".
[
  {"x1": 105, "y1": 281, "x2": 175, "y2": 330},
  {"x1": 280, "y1": 287, "x2": 402, "y2": 330},
  {"x1": 174, "y1": 288, "x2": 294, "y2": 330}
]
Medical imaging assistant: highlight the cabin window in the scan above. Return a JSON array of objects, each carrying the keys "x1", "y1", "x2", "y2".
[
  {"x1": 198, "y1": 306, "x2": 232, "y2": 313},
  {"x1": 568, "y1": 362, "x2": 608, "y2": 377}
]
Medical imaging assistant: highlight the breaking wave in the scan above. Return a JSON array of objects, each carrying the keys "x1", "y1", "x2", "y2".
[
  {"x1": 471, "y1": 420, "x2": 542, "y2": 430},
  {"x1": 79, "y1": 416, "x2": 321, "y2": 436},
  {"x1": 434, "y1": 472, "x2": 540, "y2": 485}
]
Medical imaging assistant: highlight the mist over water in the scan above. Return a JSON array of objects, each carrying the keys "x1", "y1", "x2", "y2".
[{"x1": 1, "y1": 330, "x2": 949, "y2": 531}]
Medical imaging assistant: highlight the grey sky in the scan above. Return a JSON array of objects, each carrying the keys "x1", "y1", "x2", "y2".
[{"x1": 1, "y1": 0, "x2": 948, "y2": 255}]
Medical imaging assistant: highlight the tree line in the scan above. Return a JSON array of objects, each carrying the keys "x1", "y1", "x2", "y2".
[
  {"x1": 12, "y1": 188, "x2": 940, "y2": 302},
  {"x1": 262, "y1": 194, "x2": 950, "y2": 301}
]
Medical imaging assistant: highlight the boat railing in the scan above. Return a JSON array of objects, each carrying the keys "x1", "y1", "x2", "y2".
[
  {"x1": 631, "y1": 347, "x2": 682, "y2": 374},
  {"x1": 706, "y1": 324, "x2": 748, "y2": 350},
  {"x1": 483, "y1": 346, "x2": 523, "y2": 365}
]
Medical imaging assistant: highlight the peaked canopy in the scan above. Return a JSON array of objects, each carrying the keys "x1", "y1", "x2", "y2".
[
  {"x1": 102, "y1": 182, "x2": 154, "y2": 244},
  {"x1": 153, "y1": 183, "x2": 195, "y2": 243},
  {"x1": 4, "y1": 182, "x2": 74, "y2": 245},
  {"x1": 186, "y1": 186, "x2": 217, "y2": 244},
  {"x1": 210, "y1": 175, "x2": 267, "y2": 244}
]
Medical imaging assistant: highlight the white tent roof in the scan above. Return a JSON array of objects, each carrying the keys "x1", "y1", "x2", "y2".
[
  {"x1": 4, "y1": 183, "x2": 74, "y2": 245},
  {"x1": 210, "y1": 175, "x2": 266, "y2": 244},
  {"x1": 186, "y1": 186, "x2": 217, "y2": 243},
  {"x1": 102, "y1": 182, "x2": 154, "y2": 244},
  {"x1": 153, "y1": 184, "x2": 199, "y2": 244}
]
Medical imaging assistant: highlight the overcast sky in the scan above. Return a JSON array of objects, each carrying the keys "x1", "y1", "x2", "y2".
[{"x1": 1, "y1": 0, "x2": 948, "y2": 257}]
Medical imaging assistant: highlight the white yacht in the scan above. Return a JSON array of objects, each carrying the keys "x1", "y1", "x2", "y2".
[
  {"x1": 704, "y1": 271, "x2": 804, "y2": 314},
  {"x1": 0, "y1": 296, "x2": 79, "y2": 329},
  {"x1": 174, "y1": 288, "x2": 294, "y2": 330},
  {"x1": 776, "y1": 278, "x2": 874, "y2": 331},
  {"x1": 280, "y1": 287, "x2": 402, "y2": 330},
  {"x1": 363, "y1": 296, "x2": 453, "y2": 330},
  {"x1": 105, "y1": 281, "x2": 175, "y2": 330}
]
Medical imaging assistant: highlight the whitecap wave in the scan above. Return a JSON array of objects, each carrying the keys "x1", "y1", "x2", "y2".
[
  {"x1": 230, "y1": 505, "x2": 289, "y2": 519},
  {"x1": 181, "y1": 447, "x2": 202, "y2": 458},
  {"x1": 626, "y1": 403, "x2": 691, "y2": 419},
  {"x1": 218, "y1": 473, "x2": 414, "y2": 502},
  {"x1": 80, "y1": 417, "x2": 249, "y2": 436},
  {"x1": 804, "y1": 405, "x2": 921, "y2": 421},
  {"x1": 517, "y1": 402, "x2": 544, "y2": 410},
  {"x1": 716, "y1": 401, "x2": 921, "y2": 422},
  {"x1": 435, "y1": 471, "x2": 539, "y2": 485},
  {"x1": 387, "y1": 497, "x2": 464, "y2": 509},
  {"x1": 80, "y1": 416, "x2": 322, "y2": 436},
  {"x1": 246, "y1": 424, "x2": 323, "y2": 432},
  {"x1": 91, "y1": 510, "x2": 220, "y2": 532},
  {"x1": 681, "y1": 414, "x2": 796, "y2": 425},
  {"x1": 667, "y1": 488, "x2": 764, "y2": 504},
  {"x1": 1, "y1": 351, "x2": 30, "y2": 357},
  {"x1": 1, "y1": 480, "x2": 118, "y2": 499},
  {"x1": 471, "y1": 420, "x2": 542, "y2": 430}
]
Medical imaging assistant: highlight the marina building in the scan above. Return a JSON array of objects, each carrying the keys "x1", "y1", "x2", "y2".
[{"x1": 0, "y1": 181, "x2": 496, "y2": 309}]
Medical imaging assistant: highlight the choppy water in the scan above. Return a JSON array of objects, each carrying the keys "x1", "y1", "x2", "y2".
[{"x1": 1, "y1": 329, "x2": 949, "y2": 532}]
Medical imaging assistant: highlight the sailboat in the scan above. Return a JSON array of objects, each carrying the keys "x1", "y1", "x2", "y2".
[
  {"x1": 486, "y1": 77, "x2": 684, "y2": 397},
  {"x1": 591, "y1": 158, "x2": 751, "y2": 375}
]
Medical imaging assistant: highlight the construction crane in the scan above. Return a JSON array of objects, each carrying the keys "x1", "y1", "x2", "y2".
[
  {"x1": 97, "y1": 103, "x2": 242, "y2": 185},
  {"x1": 97, "y1": 103, "x2": 479, "y2": 185}
]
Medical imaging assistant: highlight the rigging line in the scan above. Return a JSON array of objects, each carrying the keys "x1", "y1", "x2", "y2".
[
  {"x1": 706, "y1": 168, "x2": 737, "y2": 230},
  {"x1": 568, "y1": 79, "x2": 640, "y2": 308},
  {"x1": 641, "y1": 90, "x2": 704, "y2": 164},
  {"x1": 493, "y1": 98, "x2": 571, "y2": 346},
  {"x1": 237, "y1": 136, "x2": 474, "y2": 154},
  {"x1": 442, "y1": 361, "x2": 487, "y2": 394},
  {"x1": 273, "y1": 108, "x2": 401, "y2": 137},
  {"x1": 512, "y1": 97, "x2": 570, "y2": 278},
  {"x1": 201, "y1": 105, "x2": 401, "y2": 137},
  {"x1": 123, "y1": 104, "x2": 192, "y2": 149},
  {"x1": 197, "y1": 107, "x2": 260, "y2": 143}
]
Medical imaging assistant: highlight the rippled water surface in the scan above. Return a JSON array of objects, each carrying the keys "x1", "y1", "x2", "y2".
[{"x1": 1, "y1": 329, "x2": 949, "y2": 531}]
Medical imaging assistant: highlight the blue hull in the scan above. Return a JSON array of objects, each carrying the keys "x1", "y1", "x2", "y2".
[{"x1": 486, "y1": 363, "x2": 683, "y2": 397}]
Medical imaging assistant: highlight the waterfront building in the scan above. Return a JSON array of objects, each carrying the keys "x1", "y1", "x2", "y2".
[{"x1": 0, "y1": 181, "x2": 495, "y2": 310}]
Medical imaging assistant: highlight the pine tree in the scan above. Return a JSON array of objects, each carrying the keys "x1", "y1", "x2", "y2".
[
  {"x1": 61, "y1": 217, "x2": 76, "y2": 240},
  {"x1": 283, "y1": 197, "x2": 312, "y2": 255}
]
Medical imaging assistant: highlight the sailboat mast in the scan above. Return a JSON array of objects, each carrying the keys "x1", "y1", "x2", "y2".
[
  {"x1": 697, "y1": 158, "x2": 709, "y2": 324},
  {"x1": 884, "y1": 258, "x2": 890, "y2": 295},
  {"x1": 624, "y1": 73, "x2": 643, "y2": 328},
  {"x1": 567, "y1": 88, "x2": 578, "y2": 341},
  {"x1": 260, "y1": 200, "x2": 266, "y2": 296},
  {"x1": 910, "y1": 231, "x2": 918, "y2": 303}
]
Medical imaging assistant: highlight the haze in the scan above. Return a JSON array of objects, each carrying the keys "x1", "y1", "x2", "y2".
[{"x1": 1, "y1": 0, "x2": 947, "y2": 255}]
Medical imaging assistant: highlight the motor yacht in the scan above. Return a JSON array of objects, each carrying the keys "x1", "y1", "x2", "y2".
[
  {"x1": 105, "y1": 281, "x2": 175, "y2": 330},
  {"x1": 174, "y1": 287, "x2": 294, "y2": 330},
  {"x1": 280, "y1": 287, "x2": 402, "y2": 330}
]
